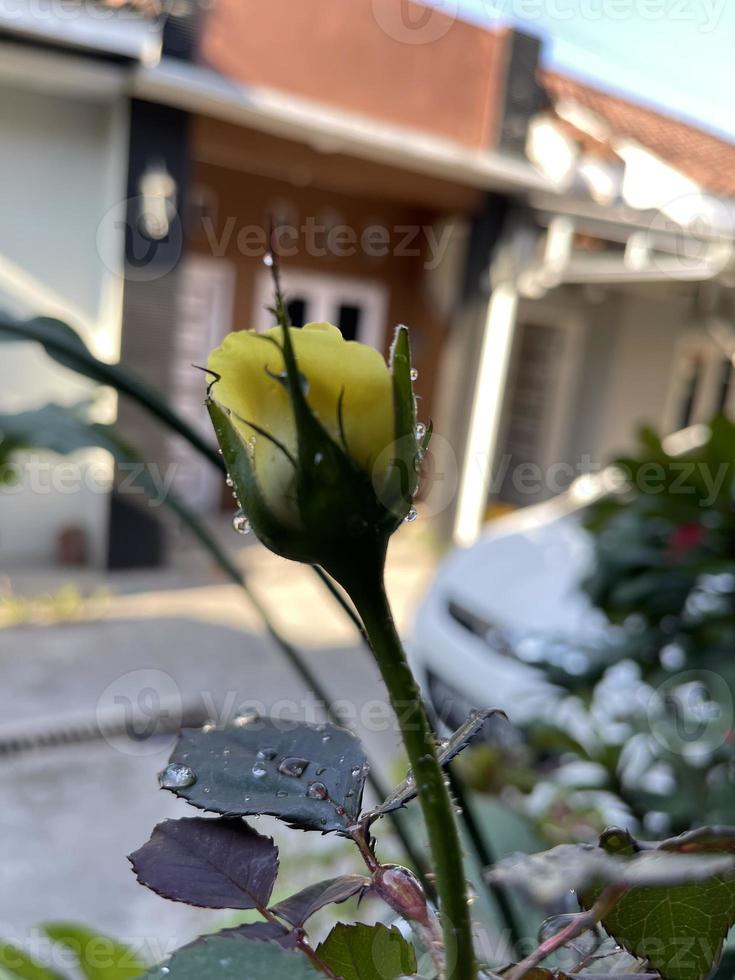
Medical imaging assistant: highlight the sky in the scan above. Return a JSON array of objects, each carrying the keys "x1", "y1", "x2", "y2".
[{"x1": 424, "y1": 0, "x2": 735, "y2": 140}]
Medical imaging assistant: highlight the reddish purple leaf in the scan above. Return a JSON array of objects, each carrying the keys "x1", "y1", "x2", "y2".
[
  {"x1": 272, "y1": 875, "x2": 370, "y2": 927},
  {"x1": 129, "y1": 818, "x2": 278, "y2": 910}
]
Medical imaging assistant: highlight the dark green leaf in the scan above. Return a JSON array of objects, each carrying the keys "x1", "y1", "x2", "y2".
[
  {"x1": 0, "y1": 314, "x2": 221, "y2": 471},
  {"x1": 271, "y1": 875, "x2": 369, "y2": 927},
  {"x1": 143, "y1": 936, "x2": 321, "y2": 980},
  {"x1": 164, "y1": 719, "x2": 368, "y2": 833},
  {"x1": 41, "y1": 924, "x2": 145, "y2": 980},
  {"x1": 316, "y1": 923, "x2": 417, "y2": 980},
  {"x1": 128, "y1": 818, "x2": 278, "y2": 910},
  {"x1": 216, "y1": 921, "x2": 298, "y2": 948}
]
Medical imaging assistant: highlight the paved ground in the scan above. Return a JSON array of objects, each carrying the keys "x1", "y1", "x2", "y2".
[{"x1": 0, "y1": 521, "x2": 440, "y2": 965}]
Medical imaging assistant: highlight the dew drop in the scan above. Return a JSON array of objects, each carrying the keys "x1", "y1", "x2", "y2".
[
  {"x1": 321, "y1": 733, "x2": 332, "y2": 743},
  {"x1": 201, "y1": 721, "x2": 216, "y2": 733},
  {"x1": 256, "y1": 747, "x2": 277, "y2": 761},
  {"x1": 234, "y1": 711, "x2": 258, "y2": 727},
  {"x1": 415, "y1": 421, "x2": 427, "y2": 441},
  {"x1": 350, "y1": 765, "x2": 362, "y2": 777},
  {"x1": 278, "y1": 757, "x2": 309, "y2": 778},
  {"x1": 410, "y1": 367, "x2": 419, "y2": 382},
  {"x1": 225, "y1": 476, "x2": 234, "y2": 488},
  {"x1": 306, "y1": 781, "x2": 328, "y2": 800},
  {"x1": 404, "y1": 505, "x2": 418, "y2": 524},
  {"x1": 276, "y1": 789, "x2": 288, "y2": 798},
  {"x1": 232, "y1": 509, "x2": 251, "y2": 535},
  {"x1": 315, "y1": 766, "x2": 326, "y2": 775},
  {"x1": 160, "y1": 968, "x2": 170, "y2": 976},
  {"x1": 263, "y1": 253, "x2": 274, "y2": 267},
  {"x1": 159, "y1": 763, "x2": 197, "y2": 789},
  {"x1": 314, "y1": 452, "x2": 324, "y2": 465},
  {"x1": 251, "y1": 765, "x2": 267, "y2": 778}
]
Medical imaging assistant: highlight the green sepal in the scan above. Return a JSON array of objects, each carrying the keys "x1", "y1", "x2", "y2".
[
  {"x1": 207, "y1": 398, "x2": 312, "y2": 564},
  {"x1": 381, "y1": 325, "x2": 419, "y2": 522}
]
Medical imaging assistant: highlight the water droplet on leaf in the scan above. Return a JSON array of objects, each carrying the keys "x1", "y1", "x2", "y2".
[
  {"x1": 251, "y1": 765, "x2": 267, "y2": 778},
  {"x1": 159, "y1": 763, "x2": 197, "y2": 789},
  {"x1": 278, "y1": 757, "x2": 309, "y2": 777},
  {"x1": 306, "y1": 781, "x2": 328, "y2": 800},
  {"x1": 232, "y1": 509, "x2": 251, "y2": 535},
  {"x1": 256, "y1": 747, "x2": 277, "y2": 761}
]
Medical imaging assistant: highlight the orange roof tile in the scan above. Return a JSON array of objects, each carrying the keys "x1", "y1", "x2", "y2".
[{"x1": 541, "y1": 70, "x2": 735, "y2": 198}]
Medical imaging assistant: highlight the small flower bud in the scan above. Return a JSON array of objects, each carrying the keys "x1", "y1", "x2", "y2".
[{"x1": 372, "y1": 864, "x2": 432, "y2": 928}]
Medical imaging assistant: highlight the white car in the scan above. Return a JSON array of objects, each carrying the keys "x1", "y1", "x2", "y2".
[
  {"x1": 409, "y1": 426, "x2": 709, "y2": 735},
  {"x1": 408, "y1": 487, "x2": 612, "y2": 733}
]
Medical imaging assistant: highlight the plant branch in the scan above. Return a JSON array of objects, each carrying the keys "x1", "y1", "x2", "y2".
[{"x1": 504, "y1": 884, "x2": 627, "y2": 980}]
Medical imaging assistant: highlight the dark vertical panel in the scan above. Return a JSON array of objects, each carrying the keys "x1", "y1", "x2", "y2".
[
  {"x1": 497, "y1": 32, "x2": 547, "y2": 156},
  {"x1": 108, "y1": 100, "x2": 190, "y2": 569}
]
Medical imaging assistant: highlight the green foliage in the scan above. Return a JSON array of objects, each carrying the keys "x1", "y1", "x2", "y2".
[
  {"x1": 316, "y1": 923, "x2": 418, "y2": 980},
  {"x1": 585, "y1": 829, "x2": 735, "y2": 980},
  {"x1": 0, "y1": 942, "x2": 65, "y2": 980},
  {"x1": 143, "y1": 936, "x2": 322, "y2": 980},
  {"x1": 40, "y1": 925, "x2": 146, "y2": 980}
]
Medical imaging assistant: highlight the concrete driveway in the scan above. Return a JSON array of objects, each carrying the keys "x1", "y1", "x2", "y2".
[{"x1": 0, "y1": 525, "x2": 438, "y2": 965}]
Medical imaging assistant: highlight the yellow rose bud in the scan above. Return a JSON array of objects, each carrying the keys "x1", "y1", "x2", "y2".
[
  {"x1": 206, "y1": 321, "x2": 424, "y2": 583},
  {"x1": 208, "y1": 323, "x2": 394, "y2": 525}
]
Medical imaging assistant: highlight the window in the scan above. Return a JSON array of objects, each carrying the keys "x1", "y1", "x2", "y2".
[
  {"x1": 253, "y1": 269, "x2": 388, "y2": 351},
  {"x1": 666, "y1": 335, "x2": 735, "y2": 431}
]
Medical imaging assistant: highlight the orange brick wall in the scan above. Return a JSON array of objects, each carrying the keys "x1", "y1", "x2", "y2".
[{"x1": 198, "y1": 0, "x2": 509, "y2": 150}]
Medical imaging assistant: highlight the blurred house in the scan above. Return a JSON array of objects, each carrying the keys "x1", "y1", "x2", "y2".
[{"x1": 1, "y1": 0, "x2": 734, "y2": 565}]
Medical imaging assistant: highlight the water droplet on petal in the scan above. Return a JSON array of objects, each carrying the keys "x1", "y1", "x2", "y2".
[
  {"x1": 256, "y1": 747, "x2": 277, "y2": 761},
  {"x1": 278, "y1": 757, "x2": 309, "y2": 778},
  {"x1": 306, "y1": 781, "x2": 328, "y2": 800},
  {"x1": 410, "y1": 367, "x2": 419, "y2": 382},
  {"x1": 251, "y1": 765, "x2": 267, "y2": 778},
  {"x1": 159, "y1": 763, "x2": 197, "y2": 789},
  {"x1": 404, "y1": 505, "x2": 418, "y2": 523},
  {"x1": 415, "y1": 421, "x2": 426, "y2": 441},
  {"x1": 232, "y1": 509, "x2": 251, "y2": 535}
]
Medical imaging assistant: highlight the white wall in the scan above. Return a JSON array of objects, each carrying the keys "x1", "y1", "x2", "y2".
[
  {"x1": 593, "y1": 286, "x2": 691, "y2": 461},
  {"x1": 0, "y1": 77, "x2": 129, "y2": 566}
]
